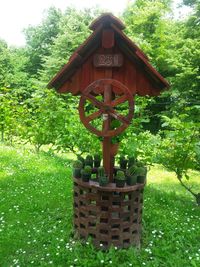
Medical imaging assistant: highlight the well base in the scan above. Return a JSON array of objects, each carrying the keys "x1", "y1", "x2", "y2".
[{"x1": 73, "y1": 178, "x2": 145, "y2": 250}]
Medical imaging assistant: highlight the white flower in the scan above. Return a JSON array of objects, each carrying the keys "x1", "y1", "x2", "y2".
[{"x1": 101, "y1": 260, "x2": 104, "y2": 263}]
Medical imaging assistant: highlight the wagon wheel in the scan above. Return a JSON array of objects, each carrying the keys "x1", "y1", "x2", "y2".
[{"x1": 79, "y1": 79, "x2": 134, "y2": 137}]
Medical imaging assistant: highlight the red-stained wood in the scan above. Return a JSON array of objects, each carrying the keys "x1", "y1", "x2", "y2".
[
  {"x1": 48, "y1": 24, "x2": 102, "y2": 90},
  {"x1": 86, "y1": 110, "x2": 102, "y2": 123},
  {"x1": 93, "y1": 53, "x2": 123, "y2": 67},
  {"x1": 48, "y1": 14, "x2": 169, "y2": 94},
  {"x1": 89, "y1": 13, "x2": 125, "y2": 31},
  {"x1": 48, "y1": 13, "x2": 170, "y2": 250},
  {"x1": 58, "y1": 81, "x2": 71, "y2": 94},
  {"x1": 124, "y1": 58, "x2": 137, "y2": 94},
  {"x1": 70, "y1": 68, "x2": 81, "y2": 95},
  {"x1": 110, "y1": 23, "x2": 149, "y2": 61},
  {"x1": 49, "y1": 13, "x2": 169, "y2": 179},
  {"x1": 102, "y1": 29, "x2": 115, "y2": 48},
  {"x1": 79, "y1": 78, "x2": 134, "y2": 181},
  {"x1": 57, "y1": 48, "x2": 165, "y2": 97},
  {"x1": 79, "y1": 79, "x2": 134, "y2": 137},
  {"x1": 81, "y1": 57, "x2": 92, "y2": 91},
  {"x1": 62, "y1": 43, "x2": 160, "y2": 97},
  {"x1": 102, "y1": 64, "x2": 113, "y2": 182},
  {"x1": 103, "y1": 84, "x2": 112, "y2": 181},
  {"x1": 110, "y1": 95, "x2": 127, "y2": 107},
  {"x1": 74, "y1": 177, "x2": 145, "y2": 192}
]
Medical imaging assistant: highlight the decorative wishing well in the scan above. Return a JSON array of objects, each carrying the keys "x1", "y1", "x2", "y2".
[{"x1": 48, "y1": 13, "x2": 169, "y2": 249}]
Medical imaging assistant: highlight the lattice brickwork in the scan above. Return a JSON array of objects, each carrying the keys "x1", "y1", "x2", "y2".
[{"x1": 73, "y1": 178, "x2": 145, "y2": 249}]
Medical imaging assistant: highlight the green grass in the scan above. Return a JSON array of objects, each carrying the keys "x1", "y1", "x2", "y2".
[{"x1": 0, "y1": 144, "x2": 200, "y2": 267}]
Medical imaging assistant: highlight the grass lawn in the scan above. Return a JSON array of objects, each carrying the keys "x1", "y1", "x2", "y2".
[{"x1": 0, "y1": 144, "x2": 200, "y2": 267}]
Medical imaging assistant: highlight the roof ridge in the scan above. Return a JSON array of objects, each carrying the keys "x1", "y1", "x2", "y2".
[{"x1": 89, "y1": 13, "x2": 125, "y2": 31}]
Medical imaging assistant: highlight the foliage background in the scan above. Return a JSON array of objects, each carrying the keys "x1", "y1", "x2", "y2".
[
  {"x1": 0, "y1": 0, "x2": 200, "y2": 264},
  {"x1": 0, "y1": 0, "x2": 199, "y2": 195}
]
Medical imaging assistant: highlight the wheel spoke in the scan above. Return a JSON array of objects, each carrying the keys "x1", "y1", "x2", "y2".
[
  {"x1": 98, "y1": 83, "x2": 105, "y2": 94},
  {"x1": 86, "y1": 110, "x2": 102, "y2": 123},
  {"x1": 80, "y1": 79, "x2": 134, "y2": 137},
  {"x1": 108, "y1": 109, "x2": 129, "y2": 125},
  {"x1": 111, "y1": 95, "x2": 127, "y2": 107},
  {"x1": 83, "y1": 93, "x2": 103, "y2": 109}
]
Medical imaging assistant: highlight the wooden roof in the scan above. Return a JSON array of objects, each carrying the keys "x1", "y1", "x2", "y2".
[
  {"x1": 48, "y1": 13, "x2": 169, "y2": 95},
  {"x1": 89, "y1": 13, "x2": 125, "y2": 31}
]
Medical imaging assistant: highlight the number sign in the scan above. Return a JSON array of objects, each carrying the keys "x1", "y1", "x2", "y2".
[{"x1": 93, "y1": 54, "x2": 123, "y2": 67}]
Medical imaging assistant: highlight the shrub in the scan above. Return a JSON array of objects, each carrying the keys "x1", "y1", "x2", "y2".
[
  {"x1": 72, "y1": 160, "x2": 83, "y2": 169},
  {"x1": 99, "y1": 176, "x2": 109, "y2": 187},
  {"x1": 116, "y1": 170, "x2": 126, "y2": 180},
  {"x1": 98, "y1": 166, "x2": 105, "y2": 177},
  {"x1": 84, "y1": 165, "x2": 92, "y2": 174},
  {"x1": 127, "y1": 165, "x2": 138, "y2": 176},
  {"x1": 85, "y1": 155, "x2": 93, "y2": 167}
]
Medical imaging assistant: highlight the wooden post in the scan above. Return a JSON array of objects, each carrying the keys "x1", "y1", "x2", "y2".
[
  {"x1": 103, "y1": 137, "x2": 112, "y2": 181},
  {"x1": 102, "y1": 61, "x2": 115, "y2": 182},
  {"x1": 102, "y1": 80, "x2": 118, "y2": 182},
  {"x1": 102, "y1": 83, "x2": 112, "y2": 182}
]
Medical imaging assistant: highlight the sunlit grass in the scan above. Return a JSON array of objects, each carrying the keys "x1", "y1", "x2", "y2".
[{"x1": 0, "y1": 144, "x2": 199, "y2": 267}]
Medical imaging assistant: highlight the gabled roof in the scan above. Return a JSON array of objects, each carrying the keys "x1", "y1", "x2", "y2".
[
  {"x1": 89, "y1": 12, "x2": 125, "y2": 31},
  {"x1": 48, "y1": 13, "x2": 169, "y2": 91}
]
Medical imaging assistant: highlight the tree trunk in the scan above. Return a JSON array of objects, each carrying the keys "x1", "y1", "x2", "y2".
[
  {"x1": 35, "y1": 144, "x2": 42, "y2": 153},
  {"x1": 177, "y1": 174, "x2": 199, "y2": 205},
  {"x1": 1, "y1": 130, "x2": 4, "y2": 142},
  {"x1": 196, "y1": 193, "x2": 200, "y2": 206}
]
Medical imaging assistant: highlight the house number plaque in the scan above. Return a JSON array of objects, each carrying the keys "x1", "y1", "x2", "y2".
[{"x1": 93, "y1": 54, "x2": 123, "y2": 67}]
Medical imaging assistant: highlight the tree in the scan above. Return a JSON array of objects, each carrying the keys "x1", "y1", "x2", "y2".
[
  {"x1": 183, "y1": 0, "x2": 200, "y2": 39},
  {"x1": 123, "y1": 0, "x2": 200, "y2": 132},
  {"x1": 19, "y1": 88, "x2": 68, "y2": 152},
  {"x1": 168, "y1": 0, "x2": 200, "y2": 121},
  {"x1": 24, "y1": 7, "x2": 63, "y2": 76},
  {"x1": 156, "y1": 115, "x2": 200, "y2": 205},
  {"x1": 0, "y1": 39, "x2": 13, "y2": 88},
  {"x1": 122, "y1": 0, "x2": 179, "y2": 133},
  {"x1": 0, "y1": 90, "x2": 23, "y2": 143},
  {"x1": 40, "y1": 7, "x2": 102, "y2": 82},
  {"x1": 123, "y1": 0, "x2": 173, "y2": 73},
  {"x1": 55, "y1": 109, "x2": 100, "y2": 156}
]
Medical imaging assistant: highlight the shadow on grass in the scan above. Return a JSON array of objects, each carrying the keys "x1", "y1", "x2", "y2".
[
  {"x1": 145, "y1": 185, "x2": 200, "y2": 208},
  {"x1": 39, "y1": 150, "x2": 74, "y2": 167}
]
